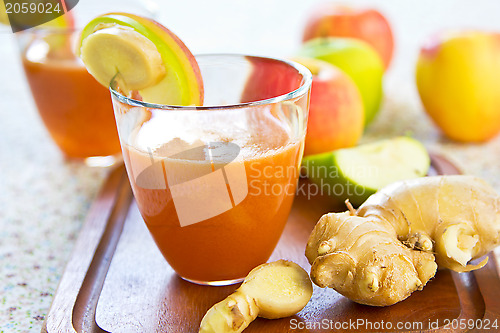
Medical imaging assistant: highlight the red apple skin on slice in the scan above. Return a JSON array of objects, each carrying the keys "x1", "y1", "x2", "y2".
[
  {"x1": 131, "y1": 14, "x2": 204, "y2": 105},
  {"x1": 78, "y1": 13, "x2": 203, "y2": 106}
]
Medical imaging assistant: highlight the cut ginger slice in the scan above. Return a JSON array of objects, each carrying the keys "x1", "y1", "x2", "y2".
[{"x1": 199, "y1": 260, "x2": 313, "y2": 333}]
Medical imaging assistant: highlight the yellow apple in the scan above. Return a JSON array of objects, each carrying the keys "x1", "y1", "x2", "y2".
[{"x1": 416, "y1": 31, "x2": 500, "y2": 142}]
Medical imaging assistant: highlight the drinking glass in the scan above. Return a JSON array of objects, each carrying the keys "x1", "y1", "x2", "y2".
[
  {"x1": 17, "y1": 0, "x2": 157, "y2": 166},
  {"x1": 111, "y1": 54, "x2": 312, "y2": 285}
]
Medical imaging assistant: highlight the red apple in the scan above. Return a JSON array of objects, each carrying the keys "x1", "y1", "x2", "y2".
[
  {"x1": 303, "y1": 5, "x2": 394, "y2": 70},
  {"x1": 292, "y1": 57, "x2": 364, "y2": 156}
]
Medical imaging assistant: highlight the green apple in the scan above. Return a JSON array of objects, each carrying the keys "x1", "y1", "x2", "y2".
[
  {"x1": 298, "y1": 37, "x2": 384, "y2": 125},
  {"x1": 77, "y1": 13, "x2": 204, "y2": 105},
  {"x1": 302, "y1": 137, "x2": 430, "y2": 206}
]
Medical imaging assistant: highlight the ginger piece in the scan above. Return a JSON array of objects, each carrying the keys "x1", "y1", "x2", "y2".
[
  {"x1": 306, "y1": 175, "x2": 500, "y2": 306},
  {"x1": 199, "y1": 260, "x2": 313, "y2": 333}
]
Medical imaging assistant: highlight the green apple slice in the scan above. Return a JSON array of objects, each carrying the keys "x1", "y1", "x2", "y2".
[
  {"x1": 77, "y1": 13, "x2": 203, "y2": 105},
  {"x1": 302, "y1": 136, "x2": 430, "y2": 206}
]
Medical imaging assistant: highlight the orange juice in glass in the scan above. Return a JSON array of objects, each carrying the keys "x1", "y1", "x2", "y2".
[{"x1": 112, "y1": 55, "x2": 311, "y2": 285}]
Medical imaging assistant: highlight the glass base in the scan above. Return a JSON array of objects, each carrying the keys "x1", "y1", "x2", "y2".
[
  {"x1": 84, "y1": 155, "x2": 122, "y2": 167},
  {"x1": 65, "y1": 154, "x2": 123, "y2": 167},
  {"x1": 181, "y1": 276, "x2": 245, "y2": 286}
]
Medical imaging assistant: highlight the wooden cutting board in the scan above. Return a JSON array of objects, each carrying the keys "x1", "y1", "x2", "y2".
[{"x1": 42, "y1": 154, "x2": 500, "y2": 333}]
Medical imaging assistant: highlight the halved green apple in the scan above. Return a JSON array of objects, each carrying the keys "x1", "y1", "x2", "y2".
[
  {"x1": 77, "y1": 13, "x2": 203, "y2": 105},
  {"x1": 302, "y1": 136, "x2": 430, "y2": 206}
]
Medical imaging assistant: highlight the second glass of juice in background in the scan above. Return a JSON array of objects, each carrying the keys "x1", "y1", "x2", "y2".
[
  {"x1": 112, "y1": 55, "x2": 312, "y2": 285},
  {"x1": 17, "y1": 0, "x2": 156, "y2": 166},
  {"x1": 19, "y1": 28, "x2": 120, "y2": 164}
]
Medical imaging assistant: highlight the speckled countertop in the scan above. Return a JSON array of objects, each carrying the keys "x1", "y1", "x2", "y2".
[{"x1": 1, "y1": 1, "x2": 500, "y2": 332}]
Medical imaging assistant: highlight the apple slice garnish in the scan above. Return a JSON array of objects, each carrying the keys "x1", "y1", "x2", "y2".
[{"x1": 77, "y1": 13, "x2": 203, "y2": 106}]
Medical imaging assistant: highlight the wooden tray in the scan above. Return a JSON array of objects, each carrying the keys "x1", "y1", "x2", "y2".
[{"x1": 42, "y1": 154, "x2": 500, "y2": 333}]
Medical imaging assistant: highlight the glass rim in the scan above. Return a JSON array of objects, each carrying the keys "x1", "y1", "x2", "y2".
[
  {"x1": 14, "y1": 26, "x2": 80, "y2": 35},
  {"x1": 109, "y1": 53, "x2": 313, "y2": 111}
]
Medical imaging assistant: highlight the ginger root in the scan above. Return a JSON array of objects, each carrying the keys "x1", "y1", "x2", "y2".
[
  {"x1": 306, "y1": 175, "x2": 500, "y2": 306},
  {"x1": 199, "y1": 260, "x2": 313, "y2": 333}
]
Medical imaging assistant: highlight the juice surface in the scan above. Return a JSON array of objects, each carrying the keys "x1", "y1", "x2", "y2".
[
  {"x1": 22, "y1": 39, "x2": 120, "y2": 158},
  {"x1": 121, "y1": 107, "x2": 303, "y2": 282}
]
